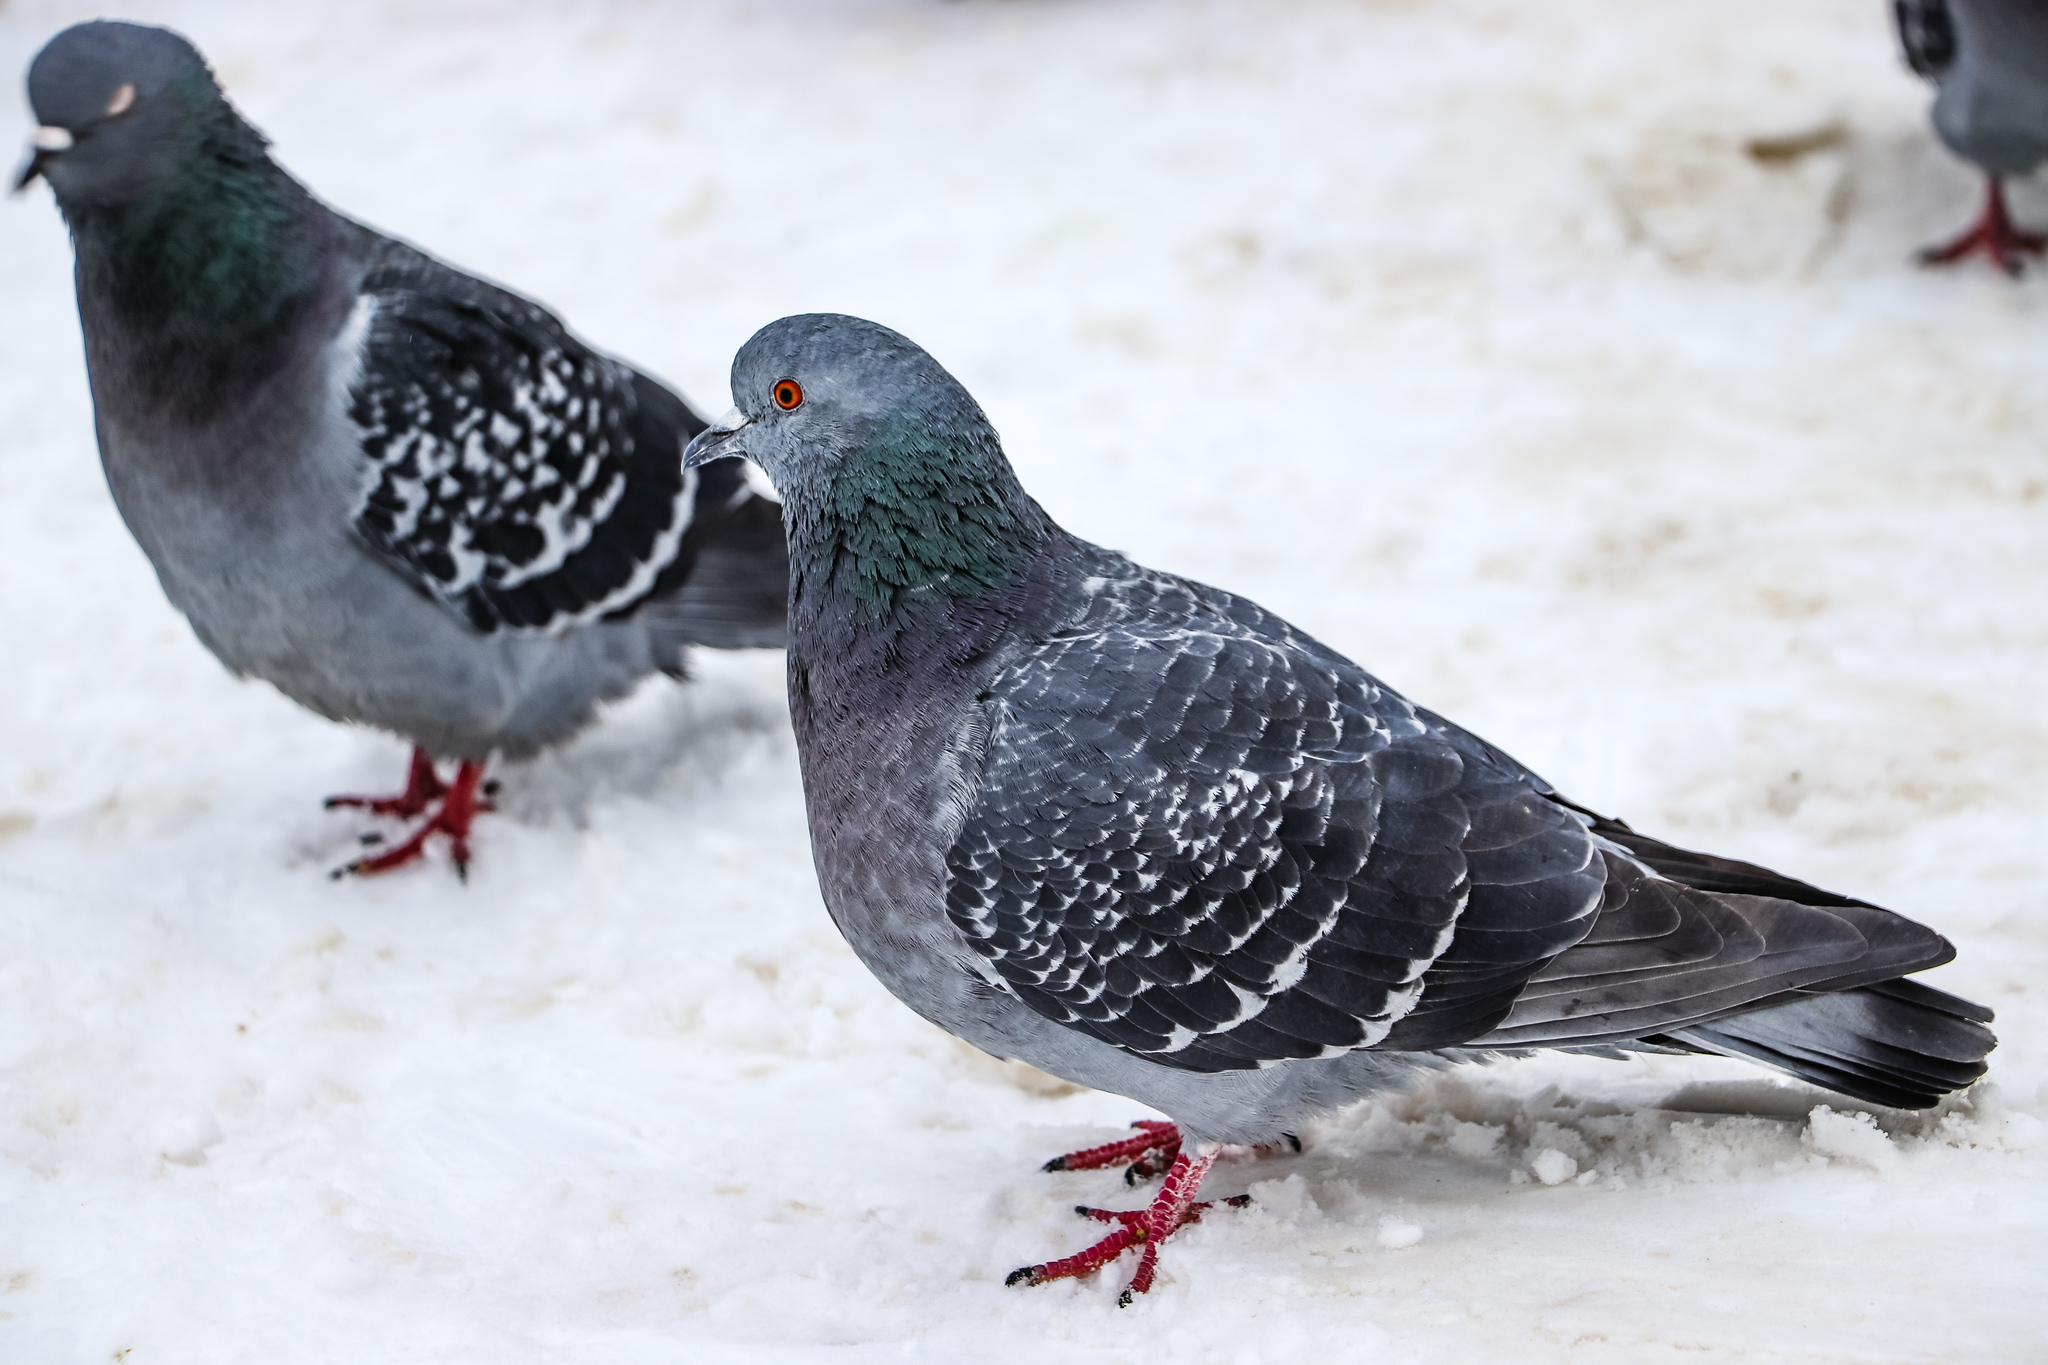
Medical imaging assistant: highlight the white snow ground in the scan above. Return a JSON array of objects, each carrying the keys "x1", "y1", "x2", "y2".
[{"x1": 1, "y1": 0, "x2": 2044, "y2": 1359}]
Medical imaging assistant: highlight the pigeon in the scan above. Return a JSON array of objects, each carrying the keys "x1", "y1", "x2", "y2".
[
  {"x1": 15, "y1": 22, "x2": 788, "y2": 877},
  {"x1": 683, "y1": 313, "x2": 1996, "y2": 1304},
  {"x1": 1894, "y1": 0, "x2": 2048, "y2": 273}
]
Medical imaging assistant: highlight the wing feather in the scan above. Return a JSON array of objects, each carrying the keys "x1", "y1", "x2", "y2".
[
  {"x1": 1895, "y1": 0, "x2": 1958, "y2": 77},
  {"x1": 344, "y1": 256, "x2": 734, "y2": 637},
  {"x1": 943, "y1": 560, "x2": 1603, "y2": 1071},
  {"x1": 943, "y1": 553, "x2": 1968, "y2": 1075}
]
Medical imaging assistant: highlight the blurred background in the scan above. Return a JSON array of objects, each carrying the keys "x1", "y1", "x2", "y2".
[{"x1": 0, "y1": 2, "x2": 2042, "y2": 1361}]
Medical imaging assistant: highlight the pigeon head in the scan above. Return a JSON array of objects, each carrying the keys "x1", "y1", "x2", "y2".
[
  {"x1": 16, "y1": 22, "x2": 250, "y2": 207},
  {"x1": 686, "y1": 314, "x2": 997, "y2": 492},
  {"x1": 687, "y1": 314, "x2": 1052, "y2": 620}
]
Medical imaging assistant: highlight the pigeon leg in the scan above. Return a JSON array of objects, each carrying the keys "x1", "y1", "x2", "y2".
[
  {"x1": 339, "y1": 759, "x2": 488, "y2": 881},
  {"x1": 1074, "y1": 1192, "x2": 1252, "y2": 1230},
  {"x1": 324, "y1": 746, "x2": 447, "y2": 818},
  {"x1": 1044, "y1": 1120, "x2": 1302, "y2": 1186},
  {"x1": 1008, "y1": 1146, "x2": 1225, "y2": 1303},
  {"x1": 1042, "y1": 1119, "x2": 1181, "y2": 1183},
  {"x1": 1918, "y1": 176, "x2": 2047, "y2": 276}
]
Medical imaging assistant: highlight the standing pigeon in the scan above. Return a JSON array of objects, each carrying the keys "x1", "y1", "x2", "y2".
[
  {"x1": 16, "y1": 22, "x2": 788, "y2": 877},
  {"x1": 1894, "y1": 0, "x2": 2048, "y2": 273},
  {"x1": 684, "y1": 314, "x2": 1996, "y2": 1303}
]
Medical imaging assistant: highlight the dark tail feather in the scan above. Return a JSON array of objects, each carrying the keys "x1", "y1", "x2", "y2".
[
  {"x1": 1555, "y1": 799, "x2": 1880, "y2": 911},
  {"x1": 618, "y1": 374, "x2": 789, "y2": 653},
  {"x1": 649, "y1": 476, "x2": 790, "y2": 655},
  {"x1": 1658, "y1": 977, "x2": 1996, "y2": 1110}
]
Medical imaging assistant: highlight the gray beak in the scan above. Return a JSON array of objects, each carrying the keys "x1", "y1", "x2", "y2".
[
  {"x1": 13, "y1": 126, "x2": 72, "y2": 194},
  {"x1": 683, "y1": 408, "x2": 752, "y2": 471}
]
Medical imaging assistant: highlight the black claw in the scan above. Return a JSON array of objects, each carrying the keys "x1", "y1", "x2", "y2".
[
  {"x1": 1006, "y1": 1266, "x2": 1043, "y2": 1288},
  {"x1": 1042, "y1": 1156, "x2": 1068, "y2": 1173},
  {"x1": 359, "y1": 832, "x2": 384, "y2": 846},
  {"x1": 328, "y1": 866, "x2": 346, "y2": 881},
  {"x1": 1117, "y1": 1287, "x2": 1136, "y2": 1308},
  {"x1": 1224, "y1": 1194, "x2": 1253, "y2": 1208},
  {"x1": 455, "y1": 861, "x2": 469, "y2": 885}
]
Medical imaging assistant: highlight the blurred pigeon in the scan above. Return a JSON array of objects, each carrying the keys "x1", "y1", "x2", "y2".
[
  {"x1": 16, "y1": 22, "x2": 788, "y2": 877},
  {"x1": 1894, "y1": 0, "x2": 2048, "y2": 273},
  {"x1": 686, "y1": 314, "x2": 1996, "y2": 1303}
]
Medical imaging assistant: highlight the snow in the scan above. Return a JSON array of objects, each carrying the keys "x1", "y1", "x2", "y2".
[{"x1": 1, "y1": 0, "x2": 2044, "y2": 1359}]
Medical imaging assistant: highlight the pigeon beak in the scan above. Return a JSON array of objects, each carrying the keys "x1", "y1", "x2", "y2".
[
  {"x1": 12, "y1": 126, "x2": 73, "y2": 194},
  {"x1": 682, "y1": 408, "x2": 753, "y2": 470}
]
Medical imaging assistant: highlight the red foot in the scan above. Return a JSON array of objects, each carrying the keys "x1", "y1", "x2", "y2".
[
  {"x1": 1008, "y1": 1147, "x2": 1225, "y2": 1304},
  {"x1": 1919, "y1": 177, "x2": 2046, "y2": 276},
  {"x1": 1043, "y1": 1121, "x2": 1301, "y2": 1186},
  {"x1": 1075, "y1": 1194, "x2": 1251, "y2": 1231},
  {"x1": 327, "y1": 752, "x2": 491, "y2": 881},
  {"x1": 325, "y1": 746, "x2": 447, "y2": 819},
  {"x1": 1043, "y1": 1119, "x2": 1181, "y2": 1184}
]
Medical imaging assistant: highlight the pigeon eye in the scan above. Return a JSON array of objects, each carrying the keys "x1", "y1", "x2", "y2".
[
  {"x1": 773, "y1": 379, "x2": 803, "y2": 411},
  {"x1": 105, "y1": 83, "x2": 136, "y2": 118}
]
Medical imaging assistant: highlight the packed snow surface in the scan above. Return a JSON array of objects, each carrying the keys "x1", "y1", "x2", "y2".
[{"x1": 2, "y1": 1, "x2": 2044, "y2": 1360}]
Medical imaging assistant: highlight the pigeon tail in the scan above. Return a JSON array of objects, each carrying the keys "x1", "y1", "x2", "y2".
[
  {"x1": 1656, "y1": 977, "x2": 1996, "y2": 1111},
  {"x1": 644, "y1": 476, "x2": 791, "y2": 657},
  {"x1": 1895, "y1": 0, "x2": 1958, "y2": 77}
]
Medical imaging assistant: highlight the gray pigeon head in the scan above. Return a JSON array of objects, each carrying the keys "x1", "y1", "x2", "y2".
[
  {"x1": 17, "y1": 22, "x2": 239, "y2": 206},
  {"x1": 684, "y1": 313, "x2": 999, "y2": 495}
]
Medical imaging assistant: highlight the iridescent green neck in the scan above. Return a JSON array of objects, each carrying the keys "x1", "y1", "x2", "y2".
[
  {"x1": 69, "y1": 79, "x2": 315, "y2": 347},
  {"x1": 792, "y1": 417, "x2": 1052, "y2": 627}
]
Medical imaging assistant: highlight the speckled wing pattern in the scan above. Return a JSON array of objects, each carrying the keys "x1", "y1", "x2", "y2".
[
  {"x1": 942, "y1": 554, "x2": 1964, "y2": 1073},
  {"x1": 345, "y1": 263, "x2": 705, "y2": 635},
  {"x1": 942, "y1": 559, "x2": 1606, "y2": 1073}
]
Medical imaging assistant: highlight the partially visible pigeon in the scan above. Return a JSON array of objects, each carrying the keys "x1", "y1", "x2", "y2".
[
  {"x1": 16, "y1": 22, "x2": 788, "y2": 876},
  {"x1": 686, "y1": 314, "x2": 1996, "y2": 1303},
  {"x1": 1894, "y1": 0, "x2": 2048, "y2": 273}
]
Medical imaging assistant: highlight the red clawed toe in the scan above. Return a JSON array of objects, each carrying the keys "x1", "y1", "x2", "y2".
[
  {"x1": 1042, "y1": 1118, "x2": 1181, "y2": 1183},
  {"x1": 325, "y1": 746, "x2": 449, "y2": 818},
  {"x1": 1009, "y1": 1147, "x2": 1230, "y2": 1304},
  {"x1": 1919, "y1": 177, "x2": 2047, "y2": 277},
  {"x1": 1075, "y1": 1193, "x2": 1251, "y2": 1229},
  {"x1": 327, "y1": 748, "x2": 490, "y2": 880}
]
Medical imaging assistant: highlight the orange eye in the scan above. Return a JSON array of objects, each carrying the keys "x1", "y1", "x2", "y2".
[{"x1": 773, "y1": 379, "x2": 803, "y2": 410}]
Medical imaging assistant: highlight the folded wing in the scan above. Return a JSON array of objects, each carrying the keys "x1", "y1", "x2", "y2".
[
  {"x1": 945, "y1": 557, "x2": 1988, "y2": 1094},
  {"x1": 943, "y1": 565, "x2": 1604, "y2": 1072},
  {"x1": 345, "y1": 252, "x2": 782, "y2": 642}
]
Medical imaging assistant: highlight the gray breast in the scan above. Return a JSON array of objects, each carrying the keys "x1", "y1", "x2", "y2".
[
  {"x1": 1932, "y1": 0, "x2": 2048, "y2": 175},
  {"x1": 92, "y1": 306, "x2": 661, "y2": 761}
]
